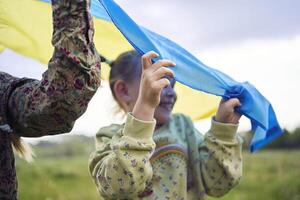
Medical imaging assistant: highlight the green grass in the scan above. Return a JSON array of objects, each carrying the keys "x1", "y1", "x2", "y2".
[
  {"x1": 208, "y1": 150, "x2": 300, "y2": 200},
  {"x1": 16, "y1": 150, "x2": 300, "y2": 200},
  {"x1": 16, "y1": 156, "x2": 99, "y2": 200}
]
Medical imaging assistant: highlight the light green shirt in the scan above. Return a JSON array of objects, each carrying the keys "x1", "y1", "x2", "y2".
[{"x1": 89, "y1": 113, "x2": 242, "y2": 200}]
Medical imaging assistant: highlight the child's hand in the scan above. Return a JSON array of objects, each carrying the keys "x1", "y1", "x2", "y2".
[
  {"x1": 215, "y1": 98, "x2": 242, "y2": 124},
  {"x1": 132, "y1": 51, "x2": 175, "y2": 121}
]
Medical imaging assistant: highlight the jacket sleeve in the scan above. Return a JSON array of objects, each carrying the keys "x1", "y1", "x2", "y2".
[
  {"x1": 89, "y1": 114, "x2": 156, "y2": 199},
  {"x1": 7, "y1": 0, "x2": 101, "y2": 137},
  {"x1": 188, "y1": 117, "x2": 243, "y2": 197}
]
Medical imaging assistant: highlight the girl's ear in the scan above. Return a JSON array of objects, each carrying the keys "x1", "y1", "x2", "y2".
[{"x1": 113, "y1": 80, "x2": 132, "y2": 111}]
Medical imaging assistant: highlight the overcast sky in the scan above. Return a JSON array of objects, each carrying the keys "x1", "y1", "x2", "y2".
[
  {"x1": 116, "y1": 0, "x2": 300, "y2": 51},
  {"x1": 1, "y1": 0, "x2": 299, "y2": 141}
]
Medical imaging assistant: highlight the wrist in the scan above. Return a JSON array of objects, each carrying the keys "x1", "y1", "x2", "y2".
[
  {"x1": 132, "y1": 99, "x2": 155, "y2": 121},
  {"x1": 214, "y1": 115, "x2": 239, "y2": 124},
  {"x1": 215, "y1": 115, "x2": 225, "y2": 123}
]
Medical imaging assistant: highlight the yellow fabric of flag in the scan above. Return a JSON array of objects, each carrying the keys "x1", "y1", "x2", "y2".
[{"x1": 0, "y1": 0, "x2": 219, "y2": 120}]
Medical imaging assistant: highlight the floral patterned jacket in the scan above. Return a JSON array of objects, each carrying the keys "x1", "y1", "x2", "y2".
[
  {"x1": 0, "y1": 0, "x2": 101, "y2": 199},
  {"x1": 89, "y1": 113, "x2": 242, "y2": 200}
]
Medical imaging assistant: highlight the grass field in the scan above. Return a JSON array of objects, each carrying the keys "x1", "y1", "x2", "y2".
[{"x1": 16, "y1": 147, "x2": 300, "y2": 200}]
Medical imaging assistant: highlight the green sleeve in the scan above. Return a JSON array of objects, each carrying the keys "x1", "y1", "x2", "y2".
[
  {"x1": 89, "y1": 113, "x2": 156, "y2": 199},
  {"x1": 187, "y1": 116, "x2": 242, "y2": 197}
]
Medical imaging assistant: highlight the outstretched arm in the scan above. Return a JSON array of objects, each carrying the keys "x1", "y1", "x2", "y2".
[{"x1": 8, "y1": 0, "x2": 101, "y2": 137}]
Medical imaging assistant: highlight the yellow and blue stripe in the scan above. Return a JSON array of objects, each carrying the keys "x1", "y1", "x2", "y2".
[{"x1": 0, "y1": 0, "x2": 219, "y2": 121}]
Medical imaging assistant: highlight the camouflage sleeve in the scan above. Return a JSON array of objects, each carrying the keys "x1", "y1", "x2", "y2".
[{"x1": 8, "y1": 0, "x2": 101, "y2": 137}]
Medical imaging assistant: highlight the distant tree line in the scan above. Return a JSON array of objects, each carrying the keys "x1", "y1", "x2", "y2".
[
  {"x1": 241, "y1": 127, "x2": 300, "y2": 150},
  {"x1": 33, "y1": 135, "x2": 94, "y2": 158},
  {"x1": 265, "y1": 128, "x2": 300, "y2": 149},
  {"x1": 28, "y1": 127, "x2": 300, "y2": 159}
]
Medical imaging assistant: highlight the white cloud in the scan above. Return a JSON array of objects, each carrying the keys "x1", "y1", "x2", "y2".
[{"x1": 0, "y1": 49, "x2": 44, "y2": 79}]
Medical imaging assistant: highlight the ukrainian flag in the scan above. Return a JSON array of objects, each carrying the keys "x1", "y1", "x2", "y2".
[
  {"x1": 0, "y1": 0, "x2": 284, "y2": 151},
  {"x1": 0, "y1": 0, "x2": 219, "y2": 120}
]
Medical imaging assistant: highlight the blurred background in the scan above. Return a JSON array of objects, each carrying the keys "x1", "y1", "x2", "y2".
[{"x1": 1, "y1": 0, "x2": 300, "y2": 199}]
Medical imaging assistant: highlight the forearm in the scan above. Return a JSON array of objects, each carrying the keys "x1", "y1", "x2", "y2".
[
  {"x1": 197, "y1": 119, "x2": 242, "y2": 197},
  {"x1": 132, "y1": 99, "x2": 155, "y2": 121},
  {"x1": 89, "y1": 114, "x2": 156, "y2": 198},
  {"x1": 8, "y1": 0, "x2": 101, "y2": 137}
]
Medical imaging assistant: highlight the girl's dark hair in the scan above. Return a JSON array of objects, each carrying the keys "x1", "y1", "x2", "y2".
[{"x1": 108, "y1": 50, "x2": 142, "y2": 100}]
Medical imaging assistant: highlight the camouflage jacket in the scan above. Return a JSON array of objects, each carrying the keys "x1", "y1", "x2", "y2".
[{"x1": 0, "y1": 0, "x2": 101, "y2": 199}]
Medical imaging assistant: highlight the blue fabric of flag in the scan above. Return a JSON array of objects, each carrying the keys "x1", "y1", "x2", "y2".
[
  {"x1": 41, "y1": 0, "x2": 283, "y2": 152},
  {"x1": 98, "y1": 0, "x2": 283, "y2": 152}
]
